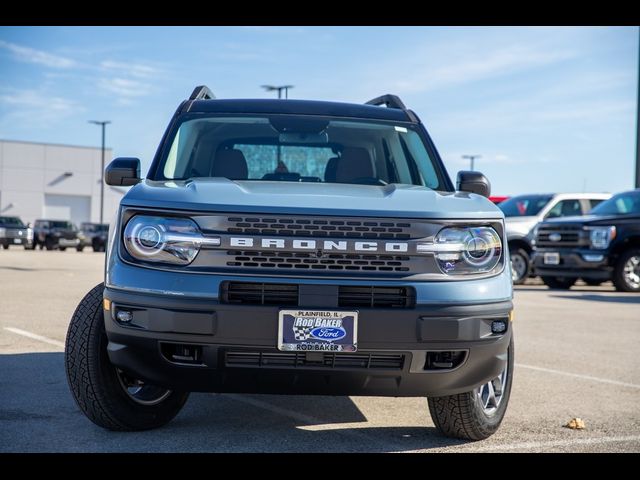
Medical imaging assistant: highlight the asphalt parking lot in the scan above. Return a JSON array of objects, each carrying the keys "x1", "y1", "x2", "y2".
[{"x1": 0, "y1": 248, "x2": 638, "y2": 453}]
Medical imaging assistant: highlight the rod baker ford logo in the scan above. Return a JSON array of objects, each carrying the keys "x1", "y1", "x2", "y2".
[
  {"x1": 228, "y1": 237, "x2": 409, "y2": 253},
  {"x1": 292, "y1": 312, "x2": 347, "y2": 342}
]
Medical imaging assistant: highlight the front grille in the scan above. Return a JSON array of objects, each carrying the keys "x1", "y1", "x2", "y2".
[
  {"x1": 227, "y1": 216, "x2": 412, "y2": 239},
  {"x1": 220, "y1": 281, "x2": 416, "y2": 308},
  {"x1": 225, "y1": 250, "x2": 411, "y2": 272},
  {"x1": 338, "y1": 286, "x2": 416, "y2": 308},
  {"x1": 536, "y1": 225, "x2": 587, "y2": 248},
  {"x1": 221, "y1": 282, "x2": 298, "y2": 306},
  {"x1": 3, "y1": 229, "x2": 24, "y2": 239},
  {"x1": 224, "y1": 350, "x2": 405, "y2": 370}
]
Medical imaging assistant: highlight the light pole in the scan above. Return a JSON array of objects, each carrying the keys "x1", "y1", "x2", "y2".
[
  {"x1": 635, "y1": 26, "x2": 640, "y2": 188},
  {"x1": 261, "y1": 84, "x2": 294, "y2": 99},
  {"x1": 462, "y1": 154, "x2": 481, "y2": 171},
  {"x1": 89, "y1": 120, "x2": 111, "y2": 224}
]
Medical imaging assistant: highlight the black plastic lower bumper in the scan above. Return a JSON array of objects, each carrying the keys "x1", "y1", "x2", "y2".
[
  {"x1": 0, "y1": 238, "x2": 28, "y2": 247},
  {"x1": 103, "y1": 288, "x2": 513, "y2": 397},
  {"x1": 532, "y1": 249, "x2": 612, "y2": 280}
]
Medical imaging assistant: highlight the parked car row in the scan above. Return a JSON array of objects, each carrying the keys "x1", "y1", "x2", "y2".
[
  {"x1": 500, "y1": 193, "x2": 611, "y2": 284},
  {"x1": 0, "y1": 217, "x2": 108, "y2": 252},
  {"x1": 498, "y1": 189, "x2": 640, "y2": 292}
]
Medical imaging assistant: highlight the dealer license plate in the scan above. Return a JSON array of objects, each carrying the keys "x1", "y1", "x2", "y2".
[
  {"x1": 278, "y1": 310, "x2": 358, "y2": 352},
  {"x1": 544, "y1": 252, "x2": 560, "y2": 265},
  {"x1": 13, "y1": 238, "x2": 21, "y2": 244}
]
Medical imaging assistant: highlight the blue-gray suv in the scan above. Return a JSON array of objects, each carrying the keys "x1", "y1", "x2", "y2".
[{"x1": 65, "y1": 86, "x2": 514, "y2": 441}]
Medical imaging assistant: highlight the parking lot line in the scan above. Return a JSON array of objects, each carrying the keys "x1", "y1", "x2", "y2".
[
  {"x1": 3, "y1": 327, "x2": 65, "y2": 348},
  {"x1": 516, "y1": 363, "x2": 640, "y2": 389},
  {"x1": 461, "y1": 434, "x2": 640, "y2": 452}
]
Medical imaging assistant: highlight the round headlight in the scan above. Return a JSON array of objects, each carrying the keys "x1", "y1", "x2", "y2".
[
  {"x1": 124, "y1": 216, "x2": 202, "y2": 265},
  {"x1": 433, "y1": 226, "x2": 502, "y2": 275}
]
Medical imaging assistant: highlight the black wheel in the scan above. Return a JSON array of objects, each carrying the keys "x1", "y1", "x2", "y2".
[
  {"x1": 428, "y1": 336, "x2": 514, "y2": 441},
  {"x1": 65, "y1": 283, "x2": 190, "y2": 431},
  {"x1": 2, "y1": 244, "x2": 9, "y2": 250},
  {"x1": 76, "y1": 245, "x2": 84, "y2": 252},
  {"x1": 612, "y1": 249, "x2": 640, "y2": 293},
  {"x1": 541, "y1": 276, "x2": 576, "y2": 290},
  {"x1": 59, "y1": 247, "x2": 67, "y2": 251},
  {"x1": 583, "y1": 279, "x2": 604, "y2": 287},
  {"x1": 45, "y1": 237, "x2": 56, "y2": 251},
  {"x1": 92, "y1": 245, "x2": 100, "y2": 252},
  {"x1": 509, "y1": 248, "x2": 530, "y2": 285}
]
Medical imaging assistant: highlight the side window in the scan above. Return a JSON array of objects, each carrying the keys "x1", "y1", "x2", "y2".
[
  {"x1": 546, "y1": 199, "x2": 582, "y2": 219},
  {"x1": 589, "y1": 199, "x2": 605, "y2": 210}
]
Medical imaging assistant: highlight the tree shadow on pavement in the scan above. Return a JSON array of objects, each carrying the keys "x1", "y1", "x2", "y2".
[{"x1": 0, "y1": 352, "x2": 469, "y2": 453}]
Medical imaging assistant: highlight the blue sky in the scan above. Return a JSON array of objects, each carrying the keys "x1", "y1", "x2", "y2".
[{"x1": 0, "y1": 26, "x2": 637, "y2": 195}]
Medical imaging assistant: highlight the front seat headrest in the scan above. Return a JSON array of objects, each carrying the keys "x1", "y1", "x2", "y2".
[{"x1": 212, "y1": 149, "x2": 248, "y2": 180}]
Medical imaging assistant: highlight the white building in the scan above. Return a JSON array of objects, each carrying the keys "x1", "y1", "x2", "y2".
[{"x1": 0, "y1": 139, "x2": 127, "y2": 226}]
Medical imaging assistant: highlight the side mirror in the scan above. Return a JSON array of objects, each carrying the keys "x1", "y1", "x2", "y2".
[
  {"x1": 456, "y1": 170, "x2": 491, "y2": 198},
  {"x1": 105, "y1": 158, "x2": 141, "y2": 186}
]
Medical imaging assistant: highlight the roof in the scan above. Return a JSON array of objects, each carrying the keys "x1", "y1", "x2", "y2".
[
  {"x1": 185, "y1": 98, "x2": 415, "y2": 122},
  {"x1": 553, "y1": 192, "x2": 612, "y2": 199}
]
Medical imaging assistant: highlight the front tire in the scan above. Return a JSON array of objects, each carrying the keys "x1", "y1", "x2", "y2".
[
  {"x1": 510, "y1": 248, "x2": 530, "y2": 285},
  {"x1": 541, "y1": 276, "x2": 576, "y2": 290},
  {"x1": 583, "y1": 279, "x2": 604, "y2": 287},
  {"x1": 65, "y1": 283, "x2": 190, "y2": 431},
  {"x1": 2, "y1": 244, "x2": 8, "y2": 250},
  {"x1": 45, "y1": 237, "x2": 56, "y2": 251},
  {"x1": 76, "y1": 245, "x2": 84, "y2": 252},
  {"x1": 428, "y1": 337, "x2": 514, "y2": 441},
  {"x1": 613, "y1": 249, "x2": 640, "y2": 293}
]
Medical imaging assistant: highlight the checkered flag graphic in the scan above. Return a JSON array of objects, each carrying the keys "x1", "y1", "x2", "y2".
[{"x1": 292, "y1": 325, "x2": 311, "y2": 341}]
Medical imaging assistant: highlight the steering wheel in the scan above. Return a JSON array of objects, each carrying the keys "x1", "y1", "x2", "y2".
[{"x1": 348, "y1": 177, "x2": 388, "y2": 186}]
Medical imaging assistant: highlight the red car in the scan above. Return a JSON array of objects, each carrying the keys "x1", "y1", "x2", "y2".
[{"x1": 489, "y1": 196, "x2": 509, "y2": 205}]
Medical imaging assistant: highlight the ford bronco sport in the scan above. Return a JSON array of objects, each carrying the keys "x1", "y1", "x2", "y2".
[{"x1": 65, "y1": 86, "x2": 514, "y2": 441}]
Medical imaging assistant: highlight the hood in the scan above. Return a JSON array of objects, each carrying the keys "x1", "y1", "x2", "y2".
[
  {"x1": 0, "y1": 224, "x2": 26, "y2": 230},
  {"x1": 122, "y1": 179, "x2": 503, "y2": 220},
  {"x1": 505, "y1": 215, "x2": 538, "y2": 223},
  {"x1": 542, "y1": 214, "x2": 631, "y2": 226}
]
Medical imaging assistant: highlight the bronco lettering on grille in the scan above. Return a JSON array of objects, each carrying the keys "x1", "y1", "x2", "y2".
[{"x1": 229, "y1": 237, "x2": 409, "y2": 253}]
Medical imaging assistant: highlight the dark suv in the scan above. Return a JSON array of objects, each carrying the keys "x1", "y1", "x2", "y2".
[
  {"x1": 78, "y1": 222, "x2": 109, "y2": 252},
  {"x1": 532, "y1": 189, "x2": 640, "y2": 291},
  {"x1": 65, "y1": 87, "x2": 514, "y2": 441},
  {"x1": 33, "y1": 219, "x2": 80, "y2": 251}
]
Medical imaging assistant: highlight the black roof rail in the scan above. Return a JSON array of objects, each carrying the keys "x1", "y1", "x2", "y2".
[
  {"x1": 365, "y1": 94, "x2": 407, "y2": 110},
  {"x1": 189, "y1": 85, "x2": 215, "y2": 100},
  {"x1": 365, "y1": 94, "x2": 418, "y2": 122}
]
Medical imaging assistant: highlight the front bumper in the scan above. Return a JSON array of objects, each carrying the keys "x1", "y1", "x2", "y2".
[
  {"x1": 0, "y1": 237, "x2": 29, "y2": 246},
  {"x1": 58, "y1": 238, "x2": 80, "y2": 247},
  {"x1": 104, "y1": 287, "x2": 512, "y2": 397},
  {"x1": 532, "y1": 248, "x2": 612, "y2": 279}
]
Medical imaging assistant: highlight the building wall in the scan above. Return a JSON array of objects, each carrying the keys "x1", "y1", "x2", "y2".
[{"x1": 0, "y1": 140, "x2": 127, "y2": 226}]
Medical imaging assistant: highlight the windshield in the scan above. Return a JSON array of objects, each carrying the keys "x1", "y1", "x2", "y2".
[
  {"x1": 498, "y1": 195, "x2": 554, "y2": 217},
  {"x1": 82, "y1": 224, "x2": 108, "y2": 232},
  {"x1": 0, "y1": 217, "x2": 25, "y2": 227},
  {"x1": 590, "y1": 190, "x2": 640, "y2": 216},
  {"x1": 51, "y1": 221, "x2": 74, "y2": 229},
  {"x1": 157, "y1": 115, "x2": 446, "y2": 189}
]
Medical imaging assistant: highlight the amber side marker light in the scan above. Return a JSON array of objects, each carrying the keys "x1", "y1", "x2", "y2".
[{"x1": 103, "y1": 298, "x2": 111, "y2": 311}]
